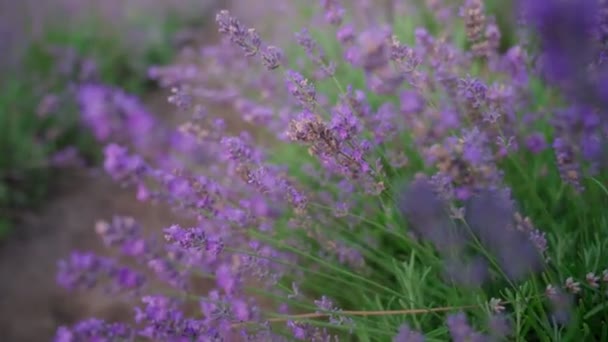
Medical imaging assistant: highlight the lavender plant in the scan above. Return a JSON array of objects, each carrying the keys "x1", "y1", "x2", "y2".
[{"x1": 56, "y1": 0, "x2": 608, "y2": 341}]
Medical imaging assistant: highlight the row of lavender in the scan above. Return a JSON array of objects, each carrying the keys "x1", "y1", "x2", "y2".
[
  {"x1": 56, "y1": 1, "x2": 608, "y2": 341},
  {"x1": 0, "y1": 0, "x2": 216, "y2": 237}
]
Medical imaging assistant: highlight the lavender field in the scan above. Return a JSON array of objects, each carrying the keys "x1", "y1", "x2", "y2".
[{"x1": 1, "y1": 1, "x2": 608, "y2": 341}]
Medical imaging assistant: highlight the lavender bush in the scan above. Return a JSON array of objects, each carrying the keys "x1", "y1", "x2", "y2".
[{"x1": 56, "y1": 0, "x2": 608, "y2": 341}]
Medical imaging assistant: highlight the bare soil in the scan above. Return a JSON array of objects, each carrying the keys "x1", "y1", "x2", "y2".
[{"x1": 0, "y1": 170, "x2": 186, "y2": 341}]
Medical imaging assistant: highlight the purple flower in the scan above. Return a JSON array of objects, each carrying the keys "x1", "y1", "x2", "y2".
[
  {"x1": 136, "y1": 183, "x2": 150, "y2": 201},
  {"x1": 461, "y1": 0, "x2": 489, "y2": 57},
  {"x1": 489, "y1": 314, "x2": 512, "y2": 339},
  {"x1": 261, "y1": 45, "x2": 283, "y2": 70},
  {"x1": 54, "y1": 319, "x2": 134, "y2": 342},
  {"x1": 165, "y1": 175, "x2": 193, "y2": 198},
  {"x1": 503, "y1": 45, "x2": 529, "y2": 85},
  {"x1": 390, "y1": 36, "x2": 420, "y2": 69},
  {"x1": 444, "y1": 256, "x2": 490, "y2": 287},
  {"x1": 398, "y1": 179, "x2": 468, "y2": 254},
  {"x1": 337, "y1": 24, "x2": 355, "y2": 44},
  {"x1": 522, "y1": 0, "x2": 598, "y2": 73},
  {"x1": 78, "y1": 84, "x2": 113, "y2": 140},
  {"x1": 147, "y1": 257, "x2": 187, "y2": 289},
  {"x1": 287, "y1": 320, "x2": 338, "y2": 341},
  {"x1": 295, "y1": 28, "x2": 320, "y2": 59},
  {"x1": 546, "y1": 285, "x2": 574, "y2": 325},
  {"x1": 447, "y1": 312, "x2": 474, "y2": 341},
  {"x1": 285, "y1": 70, "x2": 317, "y2": 109},
  {"x1": 221, "y1": 135, "x2": 255, "y2": 162},
  {"x1": 78, "y1": 84, "x2": 158, "y2": 150},
  {"x1": 552, "y1": 137, "x2": 583, "y2": 191},
  {"x1": 57, "y1": 252, "x2": 144, "y2": 293},
  {"x1": 320, "y1": 0, "x2": 345, "y2": 26},
  {"x1": 485, "y1": 17, "x2": 501, "y2": 55},
  {"x1": 103, "y1": 144, "x2": 146, "y2": 182},
  {"x1": 167, "y1": 86, "x2": 192, "y2": 109},
  {"x1": 393, "y1": 324, "x2": 425, "y2": 342},
  {"x1": 461, "y1": 127, "x2": 491, "y2": 166},
  {"x1": 113, "y1": 267, "x2": 145, "y2": 290},
  {"x1": 330, "y1": 104, "x2": 362, "y2": 141},
  {"x1": 163, "y1": 224, "x2": 215, "y2": 257},
  {"x1": 313, "y1": 296, "x2": 354, "y2": 329},
  {"x1": 371, "y1": 103, "x2": 397, "y2": 144},
  {"x1": 439, "y1": 108, "x2": 461, "y2": 131},
  {"x1": 464, "y1": 189, "x2": 544, "y2": 281},
  {"x1": 230, "y1": 298, "x2": 250, "y2": 321},
  {"x1": 216, "y1": 10, "x2": 261, "y2": 56},
  {"x1": 57, "y1": 252, "x2": 111, "y2": 290},
  {"x1": 135, "y1": 295, "x2": 207, "y2": 340},
  {"x1": 353, "y1": 27, "x2": 392, "y2": 72},
  {"x1": 295, "y1": 29, "x2": 334, "y2": 77},
  {"x1": 525, "y1": 132, "x2": 548, "y2": 154},
  {"x1": 95, "y1": 217, "x2": 140, "y2": 248},
  {"x1": 287, "y1": 321, "x2": 309, "y2": 340},
  {"x1": 458, "y1": 76, "x2": 487, "y2": 110},
  {"x1": 400, "y1": 90, "x2": 425, "y2": 114},
  {"x1": 367, "y1": 68, "x2": 405, "y2": 94},
  {"x1": 446, "y1": 312, "x2": 488, "y2": 342},
  {"x1": 216, "y1": 263, "x2": 238, "y2": 294},
  {"x1": 581, "y1": 134, "x2": 602, "y2": 161},
  {"x1": 520, "y1": 0, "x2": 607, "y2": 106}
]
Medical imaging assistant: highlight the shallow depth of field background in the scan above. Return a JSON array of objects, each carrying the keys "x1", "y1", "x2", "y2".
[
  {"x1": 1, "y1": 0, "x2": 608, "y2": 341},
  {"x1": 0, "y1": 1, "x2": 223, "y2": 340}
]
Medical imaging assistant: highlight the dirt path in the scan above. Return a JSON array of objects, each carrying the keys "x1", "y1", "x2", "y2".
[{"x1": 0, "y1": 170, "x2": 187, "y2": 341}]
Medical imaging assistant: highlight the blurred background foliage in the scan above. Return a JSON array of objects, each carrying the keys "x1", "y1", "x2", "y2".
[{"x1": 0, "y1": 0, "x2": 214, "y2": 239}]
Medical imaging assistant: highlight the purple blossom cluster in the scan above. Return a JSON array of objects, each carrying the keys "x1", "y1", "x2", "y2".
[
  {"x1": 55, "y1": 1, "x2": 608, "y2": 340},
  {"x1": 55, "y1": 319, "x2": 134, "y2": 342},
  {"x1": 78, "y1": 84, "x2": 153, "y2": 144},
  {"x1": 519, "y1": 0, "x2": 608, "y2": 187},
  {"x1": 399, "y1": 178, "x2": 545, "y2": 287},
  {"x1": 78, "y1": 84, "x2": 205, "y2": 169}
]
